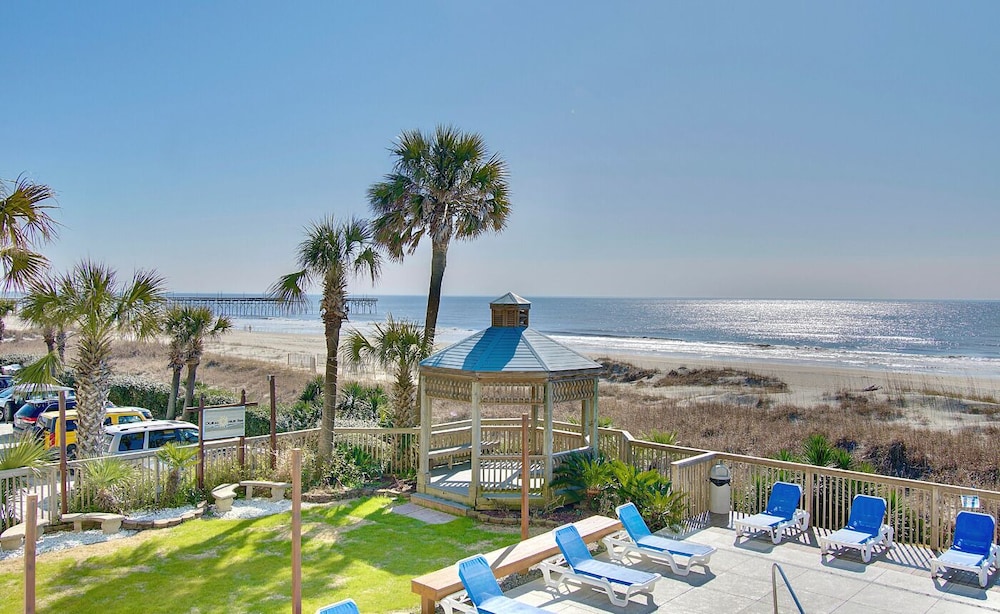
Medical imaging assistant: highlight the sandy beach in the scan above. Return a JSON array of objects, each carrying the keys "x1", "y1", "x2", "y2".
[{"x1": 204, "y1": 328, "x2": 1000, "y2": 432}]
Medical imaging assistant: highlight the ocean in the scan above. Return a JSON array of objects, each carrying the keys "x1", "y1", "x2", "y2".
[{"x1": 229, "y1": 296, "x2": 1000, "y2": 377}]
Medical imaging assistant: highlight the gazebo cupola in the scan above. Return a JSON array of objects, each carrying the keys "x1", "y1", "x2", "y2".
[
  {"x1": 417, "y1": 293, "x2": 603, "y2": 509},
  {"x1": 490, "y1": 292, "x2": 531, "y2": 328}
]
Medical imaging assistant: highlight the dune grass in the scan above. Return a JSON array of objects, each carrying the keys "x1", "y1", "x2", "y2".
[{"x1": 0, "y1": 497, "x2": 520, "y2": 614}]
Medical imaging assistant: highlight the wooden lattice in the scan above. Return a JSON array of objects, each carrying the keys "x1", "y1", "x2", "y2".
[
  {"x1": 481, "y1": 383, "x2": 545, "y2": 404},
  {"x1": 423, "y1": 376, "x2": 472, "y2": 401},
  {"x1": 552, "y1": 378, "x2": 596, "y2": 402}
]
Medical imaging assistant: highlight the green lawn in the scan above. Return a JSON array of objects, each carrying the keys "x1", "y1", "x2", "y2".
[{"x1": 0, "y1": 497, "x2": 521, "y2": 613}]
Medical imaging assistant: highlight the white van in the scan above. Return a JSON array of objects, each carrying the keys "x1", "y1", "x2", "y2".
[{"x1": 104, "y1": 420, "x2": 199, "y2": 454}]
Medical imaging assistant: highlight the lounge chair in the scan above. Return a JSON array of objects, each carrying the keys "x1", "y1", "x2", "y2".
[
  {"x1": 603, "y1": 502, "x2": 716, "y2": 576},
  {"x1": 454, "y1": 554, "x2": 552, "y2": 613},
  {"x1": 316, "y1": 599, "x2": 359, "y2": 614},
  {"x1": 539, "y1": 524, "x2": 660, "y2": 607},
  {"x1": 819, "y1": 494, "x2": 893, "y2": 562},
  {"x1": 931, "y1": 511, "x2": 999, "y2": 588},
  {"x1": 733, "y1": 481, "x2": 809, "y2": 544}
]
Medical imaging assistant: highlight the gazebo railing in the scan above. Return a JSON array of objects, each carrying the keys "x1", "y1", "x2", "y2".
[{"x1": 479, "y1": 454, "x2": 546, "y2": 499}]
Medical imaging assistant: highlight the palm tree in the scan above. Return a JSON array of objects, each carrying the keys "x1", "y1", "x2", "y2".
[
  {"x1": 0, "y1": 299, "x2": 16, "y2": 346},
  {"x1": 342, "y1": 315, "x2": 430, "y2": 428},
  {"x1": 368, "y1": 125, "x2": 510, "y2": 347},
  {"x1": 24, "y1": 261, "x2": 165, "y2": 457},
  {"x1": 160, "y1": 306, "x2": 232, "y2": 420},
  {"x1": 0, "y1": 175, "x2": 59, "y2": 290},
  {"x1": 0, "y1": 433, "x2": 51, "y2": 530},
  {"x1": 20, "y1": 274, "x2": 70, "y2": 367},
  {"x1": 269, "y1": 216, "x2": 381, "y2": 459}
]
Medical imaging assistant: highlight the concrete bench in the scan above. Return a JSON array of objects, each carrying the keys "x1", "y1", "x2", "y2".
[
  {"x1": 428, "y1": 440, "x2": 500, "y2": 469},
  {"x1": 411, "y1": 514, "x2": 622, "y2": 614},
  {"x1": 61, "y1": 512, "x2": 125, "y2": 535},
  {"x1": 0, "y1": 519, "x2": 50, "y2": 551},
  {"x1": 211, "y1": 483, "x2": 239, "y2": 512},
  {"x1": 239, "y1": 480, "x2": 291, "y2": 503}
]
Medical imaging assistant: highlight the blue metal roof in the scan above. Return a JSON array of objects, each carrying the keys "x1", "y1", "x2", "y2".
[{"x1": 420, "y1": 327, "x2": 602, "y2": 373}]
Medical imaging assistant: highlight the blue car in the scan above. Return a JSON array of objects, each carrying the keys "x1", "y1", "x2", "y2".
[{"x1": 14, "y1": 397, "x2": 79, "y2": 433}]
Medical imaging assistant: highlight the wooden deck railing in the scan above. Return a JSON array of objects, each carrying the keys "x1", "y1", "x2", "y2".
[{"x1": 8, "y1": 421, "x2": 997, "y2": 551}]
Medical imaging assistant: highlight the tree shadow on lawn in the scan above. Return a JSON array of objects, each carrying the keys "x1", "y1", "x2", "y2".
[{"x1": 28, "y1": 497, "x2": 520, "y2": 614}]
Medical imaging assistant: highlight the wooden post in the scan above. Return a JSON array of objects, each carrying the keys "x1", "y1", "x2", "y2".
[
  {"x1": 58, "y1": 391, "x2": 68, "y2": 517},
  {"x1": 238, "y1": 436, "x2": 246, "y2": 471},
  {"x1": 24, "y1": 494, "x2": 37, "y2": 614},
  {"x1": 197, "y1": 396, "x2": 205, "y2": 491},
  {"x1": 521, "y1": 413, "x2": 529, "y2": 540},
  {"x1": 291, "y1": 448, "x2": 302, "y2": 614},
  {"x1": 269, "y1": 375, "x2": 277, "y2": 470}
]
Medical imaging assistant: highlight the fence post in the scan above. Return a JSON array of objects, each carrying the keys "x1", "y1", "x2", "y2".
[
  {"x1": 269, "y1": 375, "x2": 277, "y2": 470},
  {"x1": 931, "y1": 485, "x2": 940, "y2": 549},
  {"x1": 197, "y1": 396, "x2": 205, "y2": 491},
  {"x1": 58, "y1": 391, "x2": 67, "y2": 518},
  {"x1": 804, "y1": 470, "x2": 814, "y2": 527},
  {"x1": 238, "y1": 436, "x2": 246, "y2": 471},
  {"x1": 24, "y1": 494, "x2": 37, "y2": 614}
]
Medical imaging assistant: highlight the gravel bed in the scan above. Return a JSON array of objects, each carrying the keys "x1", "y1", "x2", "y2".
[
  {"x1": 1, "y1": 500, "x2": 310, "y2": 561},
  {"x1": 0, "y1": 527, "x2": 137, "y2": 562}
]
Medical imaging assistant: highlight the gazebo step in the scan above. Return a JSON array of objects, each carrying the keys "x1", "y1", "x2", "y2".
[
  {"x1": 477, "y1": 492, "x2": 546, "y2": 511},
  {"x1": 412, "y1": 493, "x2": 473, "y2": 517}
]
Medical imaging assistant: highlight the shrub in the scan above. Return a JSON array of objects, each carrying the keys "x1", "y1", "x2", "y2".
[
  {"x1": 108, "y1": 374, "x2": 171, "y2": 417},
  {"x1": 0, "y1": 353, "x2": 41, "y2": 368},
  {"x1": 75, "y1": 458, "x2": 136, "y2": 513}
]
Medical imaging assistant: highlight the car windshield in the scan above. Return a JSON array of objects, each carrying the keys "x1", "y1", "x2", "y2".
[{"x1": 15, "y1": 403, "x2": 46, "y2": 418}]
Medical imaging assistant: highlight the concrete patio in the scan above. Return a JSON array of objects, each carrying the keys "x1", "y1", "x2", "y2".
[{"x1": 498, "y1": 520, "x2": 1000, "y2": 613}]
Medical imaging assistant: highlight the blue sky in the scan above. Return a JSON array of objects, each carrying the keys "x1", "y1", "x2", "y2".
[{"x1": 3, "y1": 1, "x2": 998, "y2": 299}]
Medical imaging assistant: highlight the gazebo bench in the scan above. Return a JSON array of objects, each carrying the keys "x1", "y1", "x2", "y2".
[
  {"x1": 411, "y1": 514, "x2": 622, "y2": 614},
  {"x1": 428, "y1": 440, "x2": 499, "y2": 469}
]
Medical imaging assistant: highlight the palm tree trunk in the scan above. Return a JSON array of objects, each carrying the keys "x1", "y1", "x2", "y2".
[
  {"x1": 56, "y1": 328, "x2": 67, "y2": 362},
  {"x1": 320, "y1": 313, "x2": 343, "y2": 461},
  {"x1": 182, "y1": 360, "x2": 199, "y2": 420},
  {"x1": 42, "y1": 326, "x2": 56, "y2": 354},
  {"x1": 167, "y1": 366, "x2": 182, "y2": 420},
  {"x1": 75, "y1": 337, "x2": 112, "y2": 458},
  {"x1": 424, "y1": 237, "x2": 449, "y2": 348}
]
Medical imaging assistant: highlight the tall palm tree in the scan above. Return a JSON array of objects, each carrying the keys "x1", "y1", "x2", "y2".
[
  {"x1": 0, "y1": 299, "x2": 16, "y2": 346},
  {"x1": 0, "y1": 175, "x2": 59, "y2": 290},
  {"x1": 342, "y1": 315, "x2": 430, "y2": 428},
  {"x1": 368, "y1": 125, "x2": 510, "y2": 347},
  {"x1": 270, "y1": 216, "x2": 381, "y2": 459},
  {"x1": 24, "y1": 261, "x2": 165, "y2": 457},
  {"x1": 178, "y1": 307, "x2": 232, "y2": 419}
]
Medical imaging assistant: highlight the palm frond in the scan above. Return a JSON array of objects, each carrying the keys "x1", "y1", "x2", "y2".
[{"x1": 269, "y1": 270, "x2": 310, "y2": 308}]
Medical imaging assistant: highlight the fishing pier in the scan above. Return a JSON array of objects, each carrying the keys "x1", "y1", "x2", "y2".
[{"x1": 166, "y1": 295, "x2": 378, "y2": 318}]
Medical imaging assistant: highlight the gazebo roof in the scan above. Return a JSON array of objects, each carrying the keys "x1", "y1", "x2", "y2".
[{"x1": 420, "y1": 326, "x2": 602, "y2": 373}]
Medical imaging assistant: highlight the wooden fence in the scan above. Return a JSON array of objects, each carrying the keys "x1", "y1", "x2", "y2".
[{"x1": 5, "y1": 422, "x2": 998, "y2": 550}]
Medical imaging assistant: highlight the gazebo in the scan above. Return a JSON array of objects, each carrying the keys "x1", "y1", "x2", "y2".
[{"x1": 416, "y1": 293, "x2": 603, "y2": 509}]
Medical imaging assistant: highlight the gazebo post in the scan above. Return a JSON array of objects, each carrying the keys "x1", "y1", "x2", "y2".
[
  {"x1": 471, "y1": 380, "x2": 482, "y2": 506},
  {"x1": 579, "y1": 399, "x2": 587, "y2": 446},
  {"x1": 418, "y1": 375, "x2": 430, "y2": 491},
  {"x1": 590, "y1": 380, "x2": 600, "y2": 457},
  {"x1": 543, "y1": 381, "x2": 554, "y2": 497}
]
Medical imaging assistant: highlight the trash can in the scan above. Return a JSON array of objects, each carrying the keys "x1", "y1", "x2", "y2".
[{"x1": 709, "y1": 462, "x2": 731, "y2": 515}]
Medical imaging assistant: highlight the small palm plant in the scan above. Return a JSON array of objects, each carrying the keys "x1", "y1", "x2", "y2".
[
  {"x1": 156, "y1": 442, "x2": 198, "y2": 507},
  {"x1": 0, "y1": 433, "x2": 52, "y2": 530},
  {"x1": 78, "y1": 457, "x2": 135, "y2": 514}
]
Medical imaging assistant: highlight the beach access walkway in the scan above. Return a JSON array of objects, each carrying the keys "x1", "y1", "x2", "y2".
[{"x1": 494, "y1": 518, "x2": 1000, "y2": 613}]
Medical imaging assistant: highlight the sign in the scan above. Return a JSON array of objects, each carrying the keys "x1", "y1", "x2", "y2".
[{"x1": 203, "y1": 406, "x2": 246, "y2": 440}]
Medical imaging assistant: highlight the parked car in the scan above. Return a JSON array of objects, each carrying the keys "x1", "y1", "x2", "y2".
[
  {"x1": 34, "y1": 406, "x2": 153, "y2": 459},
  {"x1": 104, "y1": 420, "x2": 199, "y2": 455},
  {"x1": 0, "y1": 374, "x2": 15, "y2": 392},
  {"x1": 1, "y1": 384, "x2": 75, "y2": 423},
  {"x1": 13, "y1": 397, "x2": 78, "y2": 433}
]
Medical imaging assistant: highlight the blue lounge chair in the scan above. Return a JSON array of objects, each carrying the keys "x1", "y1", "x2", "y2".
[
  {"x1": 819, "y1": 494, "x2": 893, "y2": 562},
  {"x1": 539, "y1": 524, "x2": 660, "y2": 607},
  {"x1": 455, "y1": 554, "x2": 552, "y2": 613},
  {"x1": 603, "y1": 502, "x2": 716, "y2": 576},
  {"x1": 316, "y1": 598, "x2": 359, "y2": 614},
  {"x1": 733, "y1": 481, "x2": 809, "y2": 544},
  {"x1": 931, "y1": 511, "x2": 999, "y2": 588}
]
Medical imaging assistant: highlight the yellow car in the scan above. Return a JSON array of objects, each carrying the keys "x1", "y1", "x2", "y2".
[{"x1": 35, "y1": 406, "x2": 153, "y2": 459}]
